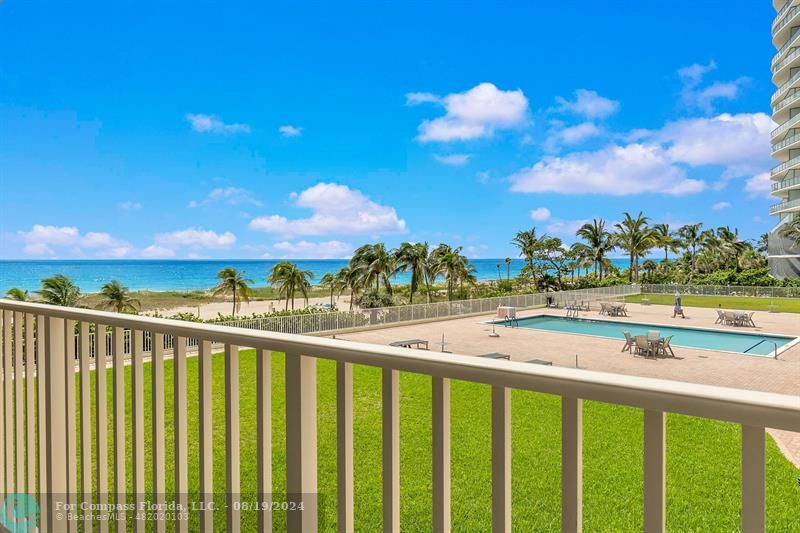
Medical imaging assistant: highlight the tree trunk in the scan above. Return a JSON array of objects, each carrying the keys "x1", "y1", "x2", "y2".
[{"x1": 232, "y1": 290, "x2": 237, "y2": 316}]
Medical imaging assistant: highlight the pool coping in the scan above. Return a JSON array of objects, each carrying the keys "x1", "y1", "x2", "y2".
[{"x1": 482, "y1": 312, "x2": 800, "y2": 358}]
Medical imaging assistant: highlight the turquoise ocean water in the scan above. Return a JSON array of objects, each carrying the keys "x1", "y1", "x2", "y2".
[{"x1": 0, "y1": 258, "x2": 632, "y2": 293}]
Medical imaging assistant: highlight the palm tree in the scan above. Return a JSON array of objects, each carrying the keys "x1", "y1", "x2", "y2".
[
  {"x1": 395, "y1": 242, "x2": 430, "y2": 304},
  {"x1": 756, "y1": 233, "x2": 770, "y2": 254},
  {"x1": 572, "y1": 219, "x2": 615, "y2": 280},
  {"x1": 333, "y1": 266, "x2": 361, "y2": 311},
  {"x1": 780, "y1": 216, "x2": 800, "y2": 249},
  {"x1": 350, "y1": 243, "x2": 396, "y2": 294},
  {"x1": 4, "y1": 288, "x2": 28, "y2": 301},
  {"x1": 319, "y1": 273, "x2": 337, "y2": 307},
  {"x1": 716, "y1": 226, "x2": 749, "y2": 271},
  {"x1": 431, "y1": 244, "x2": 471, "y2": 301},
  {"x1": 97, "y1": 280, "x2": 140, "y2": 313},
  {"x1": 677, "y1": 223, "x2": 703, "y2": 271},
  {"x1": 511, "y1": 228, "x2": 540, "y2": 284},
  {"x1": 652, "y1": 223, "x2": 680, "y2": 261},
  {"x1": 38, "y1": 274, "x2": 81, "y2": 307},
  {"x1": 614, "y1": 212, "x2": 654, "y2": 282},
  {"x1": 268, "y1": 261, "x2": 313, "y2": 310},
  {"x1": 212, "y1": 267, "x2": 253, "y2": 315},
  {"x1": 504, "y1": 257, "x2": 512, "y2": 282}
]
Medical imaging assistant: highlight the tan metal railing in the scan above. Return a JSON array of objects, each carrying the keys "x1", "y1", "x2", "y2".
[{"x1": 0, "y1": 299, "x2": 797, "y2": 532}]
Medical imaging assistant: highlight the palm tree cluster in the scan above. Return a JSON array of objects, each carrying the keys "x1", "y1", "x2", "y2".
[
  {"x1": 514, "y1": 212, "x2": 765, "y2": 286},
  {"x1": 325, "y1": 242, "x2": 475, "y2": 308}
]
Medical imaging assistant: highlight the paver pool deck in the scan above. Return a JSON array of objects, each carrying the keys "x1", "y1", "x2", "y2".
[{"x1": 337, "y1": 303, "x2": 800, "y2": 465}]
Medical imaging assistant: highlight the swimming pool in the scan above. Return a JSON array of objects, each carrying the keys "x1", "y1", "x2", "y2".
[{"x1": 500, "y1": 315, "x2": 797, "y2": 357}]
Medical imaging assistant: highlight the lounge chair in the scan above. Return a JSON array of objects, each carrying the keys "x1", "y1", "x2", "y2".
[
  {"x1": 634, "y1": 335, "x2": 653, "y2": 357},
  {"x1": 715, "y1": 309, "x2": 725, "y2": 324},
  {"x1": 621, "y1": 331, "x2": 635, "y2": 352},
  {"x1": 660, "y1": 335, "x2": 675, "y2": 357}
]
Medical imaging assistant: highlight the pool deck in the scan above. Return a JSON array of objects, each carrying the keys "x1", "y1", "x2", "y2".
[{"x1": 337, "y1": 302, "x2": 800, "y2": 465}]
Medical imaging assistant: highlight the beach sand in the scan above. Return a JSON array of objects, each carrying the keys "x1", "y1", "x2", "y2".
[{"x1": 160, "y1": 294, "x2": 354, "y2": 319}]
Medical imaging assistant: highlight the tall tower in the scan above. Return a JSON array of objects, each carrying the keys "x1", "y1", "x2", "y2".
[{"x1": 770, "y1": 0, "x2": 800, "y2": 277}]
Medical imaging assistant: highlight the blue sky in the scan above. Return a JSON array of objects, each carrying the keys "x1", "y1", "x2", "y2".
[{"x1": 0, "y1": 0, "x2": 778, "y2": 260}]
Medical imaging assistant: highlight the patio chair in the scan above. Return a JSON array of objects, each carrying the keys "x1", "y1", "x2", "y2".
[
  {"x1": 660, "y1": 335, "x2": 675, "y2": 357},
  {"x1": 745, "y1": 312, "x2": 756, "y2": 327},
  {"x1": 715, "y1": 309, "x2": 725, "y2": 324},
  {"x1": 619, "y1": 303, "x2": 628, "y2": 316},
  {"x1": 647, "y1": 330, "x2": 660, "y2": 342},
  {"x1": 621, "y1": 331, "x2": 635, "y2": 352},
  {"x1": 723, "y1": 311, "x2": 737, "y2": 326},
  {"x1": 634, "y1": 335, "x2": 653, "y2": 357},
  {"x1": 599, "y1": 302, "x2": 608, "y2": 315}
]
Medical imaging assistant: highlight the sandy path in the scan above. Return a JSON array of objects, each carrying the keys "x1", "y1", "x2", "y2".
[{"x1": 160, "y1": 294, "x2": 354, "y2": 319}]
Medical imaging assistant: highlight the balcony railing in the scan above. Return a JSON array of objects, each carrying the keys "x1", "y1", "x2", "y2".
[
  {"x1": 773, "y1": 3, "x2": 800, "y2": 37},
  {"x1": 772, "y1": 27, "x2": 800, "y2": 68},
  {"x1": 772, "y1": 174, "x2": 800, "y2": 192},
  {"x1": 773, "y1": 0, "x2": 798, "y2": 30},
  {"x1": 0, "y1": 298, "x2": 797, "y2": 533},
  {"x1": 770, "y1": 197, "x2": 800, "y2": 214},
  {"x1": 772, "y1": 87, "x2": 800, "y2": 114},
  {"x1": 771, "y1": 111, "x2": 800, "y2": 140},
  {"x1": 771, "y1": 70, "x2": 800, "y2": 105},
  {"x1": 771, "y1": 154, "x2": 800, "y2": 177},
  {"x1": 773, "y1": 45, "x2": 800, "y2": 79},
  {"x1": 771, "y1": 131, "x2": 800, "y2": 154}
]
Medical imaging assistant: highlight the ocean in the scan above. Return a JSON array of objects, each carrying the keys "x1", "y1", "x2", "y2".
[{"x1": 0, "y1": 258, "x2": 632, "y2": 293}]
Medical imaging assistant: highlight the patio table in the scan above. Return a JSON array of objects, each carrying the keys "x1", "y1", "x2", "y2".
[
  {"x1": 479, "y1": 352, "x2": 511, "y2": 360},
  {"x1": 389, "y1": 339, "x2": 429, "y2": 350}
]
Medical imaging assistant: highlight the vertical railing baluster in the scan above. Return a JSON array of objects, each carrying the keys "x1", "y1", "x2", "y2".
[
  {"x1": 24, "y1": 313, "x2": 35, "y2": 498},
  {"x1": 491, "y1": 386, "x2": 511, "y2": 533},
  {"x1": 432, "y1": 376, "x2": 451, "y2": 533},
  {"x1": 152, "y1": 332, "x2": 166, "y2": 533},
  {"x1": 79, "y1": 322, "x2": 93, "y2": 533},
  {"x1": 112, "y1": 327, "x2": 127, "y2": 531},
  {"x1": 336, "y1": 361, "x2": 353, "y2": 533},
  {"x1": 561, "y1": 397, "x2": 583, "y2": 533},
  {"x1": 13, "y1": 312, "x2": 24, "y2": 494},
  {"x1": 741, "y1": 425, "x2": 766, "y2": 533},
  {"x1": 382, "y1": 368, "x2": 400, "y2": 532},
  {"x1": 174, "y1": 337, "x2": 189, "y2": 533},
  {"x1": 0, "y1": 310, "x2": 6, "y2": 500},
  {"x1": 257, "y1": 349, "x2": 271, "y2": 533},
  {"x1": 3, "y1": 309, "x2": 12, "y2": 494},
  {"x1": 96, "y1": 323, "x2": 109, "y2": 533},
  {"x1": 36, "y1": 314, "x2": 48, "y2": 533},
  {"x1": 285, "y1": 352, "x2": 317, "y2": 532},
  {"x1": 199, "y1": 340, "x2": 214, "y2": 533},
  {"x1": 644, "y1": 410, "x2": 665, "y2": 533},
  {"x1": 45, "y1": 315, "x2": 68, "y2": 528},
  {"x1": 132, "y1": 330, "x2": 146, "y2": 533},
  {"x1": 65, "y1": 319, "x2": 78, "y2": 533},
  {"x1": 225, "y1": 343, "x2": 240, "y2": 532}
]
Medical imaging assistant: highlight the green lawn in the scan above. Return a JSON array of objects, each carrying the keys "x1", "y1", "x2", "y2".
[
  {"x1": 625, "y1": 293, "x2": 800, "y2": 313},
  {"x1": 79, "y1": 350, "x2": 800, "y2": 532}
]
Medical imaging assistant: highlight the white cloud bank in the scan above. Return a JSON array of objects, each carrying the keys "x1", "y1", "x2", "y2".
[
  {"x1": 530, "y1": 207, "x2": 551, "y2": 221},
  {"x1": 409, "y1": 83, "x2": 529, "y2": 142},
  {"x1": 279, "y1": 125, "x2": 303, "y2": 137},
  {"x1": 249, "y1": 182, "x2": 407, "y2": 236},
  {"x1": 712, "y1": 201, "x2": 732, "y2": 210},
  {"x1": 678, "y1": 61, "x2": 749, "y2": 114},
  {"x1": 17, "y1": 224, "x2": 133, "y2": 257},
  {"x1": 154, "y1": 228, "x2": 237, "y2": 249},
  {"x1": 510, "y1": 112, "x2": 772, "y2": 197},
  {"x1": 554, "y1": 89, "x2": 619, "y2": 119},
  {"x1": 272, "y1": 240, "x2": 352, "y2": 259},
  {"x1": 186, "y1": 113, "x2": 251, "y2": 134},
  {"x1": 189, "y1": 187, "x2": 263, "y2": 208},
  {"x1": 433, "y1": 154, "x2": 471, "y2": 166}
]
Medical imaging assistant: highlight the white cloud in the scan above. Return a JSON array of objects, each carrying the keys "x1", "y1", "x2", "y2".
[
  {"x1": 546, "y1": 218, "x2": 591, "y2": 236},
  {"x1": 119, "y1": 201, "x2": 142, "y2": 210},
  {"x1": 249, "y1": 182, "x2": 407, "y2": 236},
  {"x1": 433, "y1": 153, "x2": 471, "y2": 166},
  {"x1": 272, "y1": 240, "x2": 353, "y2": 259},
  {"x1": 554, "y1": 89, "x2": 619, "y2": 119},
  {"x1": 530, "y1": 207, "x2": 551, "y2": 221},
  {"x1": 186, "y1": 113, "x2": 251, "y2": 134},
  {"x1": 279, "y1": 125, "x2": 303, "y2": 137},
  {"x1": 712, "y1": 201, "x2": 732, "y2": 210},
  {"x1": 405, "y1": 92, "x2": 440, "y2": 105},
  {"x1": 17, "y1": 224, "x2": 132, "y2": 257},
  {"x1": 677, "y1": 61, "x2": 749, "y2": 114},
  {"x1": 464, "y1": 244, "x2": 489, "y2": 258},
  {"x1": 141, "y1": 245, "x2": 176, "y2": 258},
  {"x1": 545, "y1": 121, "x2": 603, "y2": 150},
  {"x1": 414, "y1": 83, "x2": 529, "y2": 142},
  {"x1": 509, "y1": 143, "x2": 705, "y2": 196},
  {"x1": 745, "y1": 172, "x2": 773, "y2": 199},
  {"x1": 188, "y1": 187, "x2": 263, "y2": 208},
  {"x1": 154, "y1": 228, "x2": 237, "y2": 249},
  {"x1": 655, "y1": 113, "x2": 773, "y2": 178}
]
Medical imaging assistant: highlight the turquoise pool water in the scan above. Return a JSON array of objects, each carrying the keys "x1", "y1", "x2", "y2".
[{"x1": 507, "y1": 315, "x2": 796, "y2": 356}]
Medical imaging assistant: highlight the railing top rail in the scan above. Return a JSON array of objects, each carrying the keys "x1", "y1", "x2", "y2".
[{"x1": 2, "y1": 298, "x2": 798, "y2": 432}]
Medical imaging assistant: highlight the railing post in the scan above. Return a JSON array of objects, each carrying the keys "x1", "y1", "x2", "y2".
[
  {"x1": 2, "y1": 309, "x2": 11, "y2": 496},
  {"x1": 741, "y1": 425, "x2": 765, "y2": 533},
  {"x1": 199, "y1": 340, "x2": 214, "y2": 533},
  {"x1": 112, "y1": 327, "x2": 126, "y2": 532},
  {"x1": 561, "y1": 397, "x2": 582, "y2": 533},
  {"x1": 383, "y1": 368, "x2": 400, "y2": 533},
  {"x1": 432, "y1": 377, "x2": 451, "y2": 533},
  {"x1": 132, "y1": 330, "x2": 146, "y2": 533},
  {"x1": 491, "y1": 386, "x2": 511, "y2": 533},
  {"x1": 337, "y1": 361, "x2": 354, "y2": 533},
  {"x1": 95, "y1": 324, "x2": 109, "y2": 532},
  {"x1": 257, "y1": 348, "x2": 272, "y2": 533},
  {"x1": 151, "y1": 333, "x2": 166, "y2": 533},
  {"x1": 174, "y1": 337, "x2": 189, "y2": 533},
  {"x1": 45, "y1": 315, "x2": 68, "y2": 531},
  {"x1": 285, "y1": 352, "x2": 318, "y2": 532},
  {"x1": 643, "y1": 410, "x2": 665, "y2": 533},
  {"x1": 225, "y1": 343, "x2": 240, "y2": 533},
  {"x1": 25, "y1": 314, "x2": 36, "y2": 499}
]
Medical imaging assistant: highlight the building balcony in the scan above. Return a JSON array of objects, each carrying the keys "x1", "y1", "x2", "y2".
[
  {"x1": 771, "y1": 28, "x2": 800, "y2": 69},
  {"x1": 772, "y1": 46, "x2": 800, "y2": 85},
  {"x1": 773, "y1": 0, "x2": 796, "y2": 30},
  {"x1": 770, "y1": 111, "x2": 800, "y2": 140},
  {"x1": 772, "y1": 174, "x2": 800, "y2": 194},
  {"x1": 773, "y1": 4, "x2": 800, "y2": 46},
  {"x1": 771, "y1": 70, "x2": 800, "y2": 106},
  {"x1": 770, "y1": 155, "x2": 800, "y2": 178},
  {"x1": 0, "y1": 296, "x2": 797, "y2": 532},
  {"x1": 770, "y1": 197, "x2": 800, "y2": 214}
]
